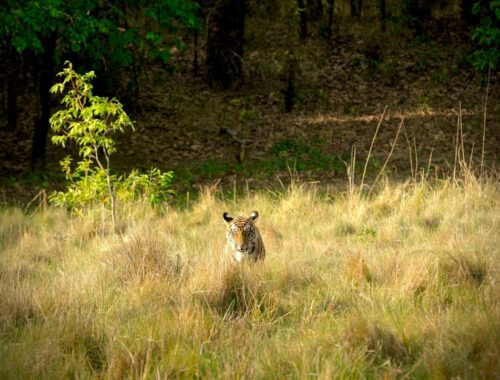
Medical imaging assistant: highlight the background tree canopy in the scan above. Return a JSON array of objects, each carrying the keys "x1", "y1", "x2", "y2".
[
  {"x1": 0, "y1": 0, "x2": 199, "y2": 64},
  {"x1": 0, "y1": 0, "x2": 200, "y2": 168}
]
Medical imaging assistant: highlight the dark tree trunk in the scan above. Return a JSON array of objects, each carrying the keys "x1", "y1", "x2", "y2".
[
  {"x1": 31, "y1": 35, "x2": 56, "y2": 170},
  {"x1": 307, "y1": 0, "x2": 323, "y2": 21},
  {"x1": 193, "y1": 1, "x2": 202, "y2": 77},
  {"x1": 350, "y1": 0, "x2": 363, "y2": 18},
  {"x1": 327, "y1": 0, "x2": 335, "y2": 38},
  {"x1": 263, "y1": 0, "x2": 279, "y2": 18},
  {"x1": 206, "y1": 0, "x2": 247, "y2": 89},
  {"x1": 462, "y1": 0, "x2": 491, "y2": 25},
  {"x1": 461, "y1": 0, "x2": 478, "y2": 25},
  {"x1": 297, "y1": 0, "x2": 308, "y2": 40},
  {"x1": 194, "y1": 27, "x2": 200, "y2": 76},
  {"x1": 7, "y1": 75, "x2": 17, "y2": 131},
  {"x1": 284, "y1": 51, "x2": 297, "y2": 113},
  {"x1": 405, "y1": 0, "x2": 431, "y2": 37},
  {"x1": 380, "y1": 0, "x2": 386, "y2": 32},
  {"x1": 1, "y1": 46, "x2": 19, "y2": 132}
]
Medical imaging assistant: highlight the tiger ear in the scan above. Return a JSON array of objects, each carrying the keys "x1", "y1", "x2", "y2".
[
  {"x1": 249, "y1": 211, "x2": 259, "y2": 221},
  {"x1": 223, "y1": 212, "x2": 233, "y2": 223}
]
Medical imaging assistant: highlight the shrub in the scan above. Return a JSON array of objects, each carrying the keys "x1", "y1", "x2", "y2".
[
  {"x1": 49, "y1": 62, "x2": 174, "y2": 227},
  {"x1": 472, "y1": 1, "x2": 500, "y2": 70}
]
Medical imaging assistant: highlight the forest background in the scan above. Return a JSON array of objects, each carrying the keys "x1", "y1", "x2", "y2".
[{"x1": 0, "y1": 0, "x2": 498, "y2": 201}]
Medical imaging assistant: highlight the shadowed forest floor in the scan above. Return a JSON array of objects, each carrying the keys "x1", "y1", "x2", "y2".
[{"x1": 0, "y1": 15, "x2": 498, "y2": 203}]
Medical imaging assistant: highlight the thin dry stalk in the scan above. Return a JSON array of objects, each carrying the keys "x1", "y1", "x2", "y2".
[
  {"x1": 453, "y1": 105, "x2": 461, "y2": 181},
  {"x1": 347, "y1": 145, "x2": 357, "y2": 197},
  {"x1": 361, "y1": 106, "x2": 387, "y2": 188},
  {"x1": 459, "y1": 102, "x2": 465, "y2": 165},
  {"x1": 402, "y1": 122, "x2": 415, "y2": 180},
  {"x1": 424, "y1": 148, "x2": 434, "y2": 182},
  {"x1": 469, "y1": 142, "x2": 475, "y2": 170},
  {"x1": 456, "y1": 103, "x2": 475, "y2": 179},
  {"x1": 413, "y1": 138, "x2": 419, "y2": 179},
  {"x1": 368, "y1": 117, "x2": 404, "y2": 196},
  {"x1": 481, "y1": 66, "x2": 490, "y2": 175},
  {"x1": 25, "y1": 190, "x2": 47, "y2": 214},
  {"x1": 95, "y1": 147, "x2": 116, "y2": 232},
  {"x1": 233, "y1": 178, "x2": 237, "y2": 206}
]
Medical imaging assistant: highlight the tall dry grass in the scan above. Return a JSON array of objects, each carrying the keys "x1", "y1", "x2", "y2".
[{"x1": 1, "y1": 169, "x2": 498, "y2": 379}]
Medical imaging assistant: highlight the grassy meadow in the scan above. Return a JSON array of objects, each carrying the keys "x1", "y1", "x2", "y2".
[{"x1": 1, "y1": 173, "x2": 499, "y2": 379}]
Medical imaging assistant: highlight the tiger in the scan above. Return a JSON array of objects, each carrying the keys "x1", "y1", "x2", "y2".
[{"x1": 223, "y1": 210, "x2": 266, "y2": 263}]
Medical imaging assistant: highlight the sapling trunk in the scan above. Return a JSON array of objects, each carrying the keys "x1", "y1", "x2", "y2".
[
  {"x1": 104, "y1": 154, "x2": 116, "y2": 232},
  {"x1": 95, "y1": 146, "x2": 116, "y2": 232},
  {"x1": 106, "y1": 170, "x2": 116, "y2": 232}
]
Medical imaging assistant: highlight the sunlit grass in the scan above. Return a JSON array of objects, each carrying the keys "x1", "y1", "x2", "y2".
[{"x1": 1, "y1": 175, "x2": 499, "y2": 378}]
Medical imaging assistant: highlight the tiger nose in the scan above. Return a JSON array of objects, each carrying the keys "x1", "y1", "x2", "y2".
[{"x1": 235, "y1": 237, "x2": 245, "y2": 250}]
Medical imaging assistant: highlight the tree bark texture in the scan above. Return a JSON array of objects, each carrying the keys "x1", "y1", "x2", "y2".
[
  {"x1": 194, "y1": 27, "x2": 200, "y2": 76},
  {"x1": 206, "y1": 0, "x2": 247, "y2": 89},
  {"x1": 0, "y1": 47, "x2": 20, "y2": 132},
  {"x1": 380, "y1": 0, "x2": 386, "y2": 32},
  {"x1": 350, "y1": 0, "x2": 363, "y2": 18},
  {"x1": 284, "y1": 51, "x2": 297, "y2": 113},
  {"x1": 461, "y1": 0, "x2": 478, "y2": 25},
  {"x1": 327, "y1": 0, "x2": 335, "y2": 38},
  {"x1": 193, "y1": 0, "x2": 202, "y2": 76},
  {"x1": 307, "y1": 0, "x2": 323, "y2": 21},
  {"x1": 405, "y1": 0, "x2": 432, "y2": 36},
  {"x1": 297, "y1": 0, "x2": 308, "y2": 40}
]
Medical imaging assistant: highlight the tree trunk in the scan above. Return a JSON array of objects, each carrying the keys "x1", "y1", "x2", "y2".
[
  {"x1": 194, "y1": 27, "x2": 200, "y2": 76},
  {"x1": 380, "y1": 0, "x2": 386, "y2": 32},
  {"x1": 4, "y1": 49, "x2": 19, "y2": 132},
  {"x1": 327, "y1": 0, "x2": 335, "y2": 38},
  {"x1": 461, "y1": 0, "x2": 477, "y2": 25},
  {"x1": 193, "y1": 0, "x2": 202, "y2": 76},
  {"x1": 297, "y1": 0, "x2": 308, "y2": 40},
  {"x1": 284, "y1": 51, "x2": 297, "y2": 113},
  {"x1": 307, "y1": 0, "x2": 323, "y2": 21},
  {"x1": 405, "y1": 0, "x2": 431, "y2": 37},
  {"x1": 31, "y1": 35, "x2": 56, "y2": 170},
  {"x1": 7, "y1": 76, "x2": 17, "y2": 131},
  {"x1": 350, "y1": 0, "x2": 363, "y2": 18},
  {"x1": 462, "y1": 0, "x2": 491, "y2": 25},
  {"x1": 206, "y1": 0, "x2": 247, "y2": 89},
  {"x1": 2, "y1": 47, "x2": 19, "y2": 131}
]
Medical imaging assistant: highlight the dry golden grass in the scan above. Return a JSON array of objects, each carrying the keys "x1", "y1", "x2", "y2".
[{"x1": 1, "y1": 175, "x2": 499, "y2": 379}]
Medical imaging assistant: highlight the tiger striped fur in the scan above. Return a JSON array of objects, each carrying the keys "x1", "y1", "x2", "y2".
[{"x1": 223, "y1": 211, "x2": 265, "y2": 262}]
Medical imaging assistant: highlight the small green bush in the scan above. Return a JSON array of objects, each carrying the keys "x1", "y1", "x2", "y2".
[{"x1": 49, "y1": 62, "x2": 174, "y2": 222}]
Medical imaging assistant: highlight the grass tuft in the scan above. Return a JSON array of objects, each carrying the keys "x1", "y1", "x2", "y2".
[
  {"x1": 344, "y1": 316, "x2": 410, "y2": 365},
  {"x1": 439, "y1": 253, "x2": 489, "y2": 287},
  {"x1": 111, "y1": 224, "x2": 184, "y2": 284}
]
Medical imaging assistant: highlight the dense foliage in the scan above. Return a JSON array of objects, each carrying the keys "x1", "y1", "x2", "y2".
[
  {"x1": 0, "y1": 0, "x2": 200, "y2": 67},
  {"x1": 472, "y1": 0, "x2": 500, "y2": 70},
  {"x1": 0, "y1": 0, "x2": 200, "y2": 168}
]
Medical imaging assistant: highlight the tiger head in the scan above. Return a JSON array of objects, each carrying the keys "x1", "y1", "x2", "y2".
[{"x1": 223, "y1": 210, "x2": 264, "y2": 262}]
